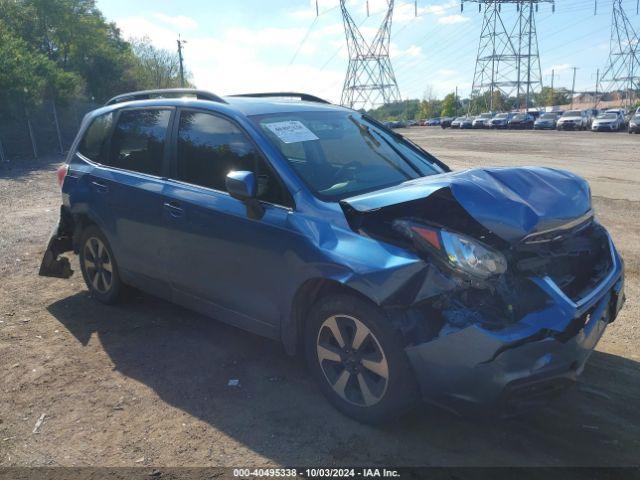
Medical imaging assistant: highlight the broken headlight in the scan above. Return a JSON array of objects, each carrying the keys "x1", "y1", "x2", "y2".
[
  {"x1": 395, "y1": 221, "x2": 507, "y2": 280},
  {"x1": 439, "y1": 230, "x2": 507, "y2": 279}
]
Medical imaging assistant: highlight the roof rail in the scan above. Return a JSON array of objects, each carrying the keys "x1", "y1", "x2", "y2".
[
  {"x1": 228, "y1": 92, "x2": 331, "y2": 104},
  {"x1": 105, "y1": 89, "x2": 227, "y2": 106}
]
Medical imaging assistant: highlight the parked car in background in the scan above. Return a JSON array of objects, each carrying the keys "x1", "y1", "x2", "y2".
[
  {"x1": 583, "y1": 108, "x2": 599, "y2": 128},
  {"x1": 591, "y1": 111, "x2": 624, "y2": 132},
  {"x1": 460, "y1": 117, "x2": 474, "y2": 129},
  {"x1": 508, "y1": 113, "x2": 535, "y2": 130},
  {"x1": 451, "y1": 116, "x2": 465, "y2": 128},
  {"x1": 428, "y1": 117, "x2": 441, "y2": 126},
  {"x1": 627, "y1": 113, "x2": 639, "y2": 133},
  {"x1": 472, "y1": 112, "x2": 494, "y2": 128},
  {"x1": 534, "y1": 112, "x2": 560, "y2": 130},
  {"x1": 384, "y1": 120, "x2": 406, "y2": 129},
  {"x1": 40, "y1": 88, "x2": 626, "y2": 424},
  {"x1": 557, "y1": 110, "x2": 588, "y2": 130},
  {"x1": 489, "y1": 112, "x2": 514, "y2": 129},
  {"x1": 440, "y1": 117, "x2": 454, "y2": 129}
]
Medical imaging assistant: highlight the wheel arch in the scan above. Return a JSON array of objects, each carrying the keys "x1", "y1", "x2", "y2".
[{"x1": 283, "y1": 277, "x2": 379, "y2": 356}]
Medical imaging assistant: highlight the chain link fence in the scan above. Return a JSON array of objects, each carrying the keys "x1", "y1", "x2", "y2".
[{"x1": 0, "y1": 98, "x2": 99, "y2": 163}]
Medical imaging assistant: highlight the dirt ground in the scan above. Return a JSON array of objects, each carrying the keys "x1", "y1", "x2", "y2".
[{"x1": 1, "y1": 128, "x2": 639, "y2": 468}]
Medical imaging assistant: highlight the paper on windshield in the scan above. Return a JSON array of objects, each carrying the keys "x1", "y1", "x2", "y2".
[{"x1": 264, "y1": 121, "x2": 319, "y2": 144}]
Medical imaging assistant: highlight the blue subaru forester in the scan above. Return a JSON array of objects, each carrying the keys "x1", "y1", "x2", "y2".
[{"x1": 40, "y1": 89, "x2": 625, "y2": 423}]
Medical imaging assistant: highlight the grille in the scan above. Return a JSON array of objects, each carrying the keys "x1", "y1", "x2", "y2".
[{"x1": 514, "y1": 222, "x2": 612, "y2": 302}]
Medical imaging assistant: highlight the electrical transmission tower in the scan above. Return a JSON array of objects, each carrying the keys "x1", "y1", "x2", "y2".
[
  {"x1": 597, "y1": 0, "x2": 639, "y2": 108},
  {"x1": 340, "y1": 0, "x2": 401, "y2": 110},
  {"x1": 464, "y1": 0, "x2": 553, "y2": 112}
]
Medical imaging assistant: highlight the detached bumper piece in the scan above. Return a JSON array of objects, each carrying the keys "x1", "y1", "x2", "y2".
[
  {"x1": 405, "y1": 232, "x2": 625, "y2": 415},
  {"x1": 39, "y1": 206, "x2": 74, "y2": 279}
]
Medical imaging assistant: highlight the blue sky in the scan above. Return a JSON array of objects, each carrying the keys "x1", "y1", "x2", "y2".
[{"x1": 96, "y1": 0, "x2": 638, "y2": 103}]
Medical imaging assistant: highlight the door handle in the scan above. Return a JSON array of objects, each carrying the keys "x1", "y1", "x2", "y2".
[
  {"x1": 163, "y1": 201, "x2": 184, "y2": 218},
  {"x1": 91, "y1": 180, "x2": 109, "y2": 193}
]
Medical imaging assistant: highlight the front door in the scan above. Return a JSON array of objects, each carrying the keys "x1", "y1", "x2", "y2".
[{"x1": 163, "y1": 109, "x2": 295, "y2": 335}]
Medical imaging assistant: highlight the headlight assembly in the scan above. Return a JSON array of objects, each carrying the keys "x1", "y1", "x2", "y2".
[{"x1": 394, "y1": 221, "x2": 508, "y2": 280}]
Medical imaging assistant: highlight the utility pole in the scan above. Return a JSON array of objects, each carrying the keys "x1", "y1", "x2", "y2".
[
  {"x1": 455, "y1": 86, "x2": 459, "y2": 116},
  {"x1": 550, "y1": 68, "x2": 555, "y2": 106},
  {"x1": 177, "y1": 35, "x2": 187, "y2": 88},
  {"x1": 594, "y1": 68, "x2": 600, "y2": 108},
  {"x1": 570, "y1": 67, "x2": 578, "y2": 109}
]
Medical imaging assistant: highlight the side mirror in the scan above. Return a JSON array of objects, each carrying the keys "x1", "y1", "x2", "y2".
[
  {"x1": 226, "y1": 171, "x2": 256, "y2": 201},
  {"x1": 225, "y1": 171, "x2": 264, "y2": 220}
]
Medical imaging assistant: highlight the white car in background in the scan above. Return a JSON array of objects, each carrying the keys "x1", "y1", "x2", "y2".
[
  {"x1": 557, "y1": 110, "x2": 588, "y2": 130},
  {"x1": 591, "y1": 111, "x2": 624, "y2": 132}
]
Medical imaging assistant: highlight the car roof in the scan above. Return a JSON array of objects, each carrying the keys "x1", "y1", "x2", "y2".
[{"x1": 97, "y1": 90, "x2": 351, "y2": 118}]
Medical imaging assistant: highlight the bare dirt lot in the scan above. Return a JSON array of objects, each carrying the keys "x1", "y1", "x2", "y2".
[{"x1": 1, "y1": 129, "x2": 639, "y2": 468}]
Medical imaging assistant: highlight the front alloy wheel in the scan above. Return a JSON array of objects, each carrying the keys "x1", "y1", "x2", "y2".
[
  {"x1": 306, "y1": 294, "x2": 418, "y2": 423},
  {"x1": 316, "y1": 314, "x2": 389, "y2": 407}
]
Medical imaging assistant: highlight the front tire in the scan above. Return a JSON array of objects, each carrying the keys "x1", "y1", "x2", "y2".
[
  {"x1": 79, "y1": 226, "x2": 125, "y2": 304},
  {"x1": 305, "y1": 294, "x2": 418, "y2": 424}
]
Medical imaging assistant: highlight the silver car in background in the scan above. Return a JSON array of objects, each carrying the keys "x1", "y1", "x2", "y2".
[
  {"x1": 472, "y1": 112, "x2": 494, "y2": 128},
  {"x1": 534, "y1": 112, "x2": 560, "y2": 130},
  {"x1": 557, "y1": 110, "x2": 588, "y2": 130},
  {"x1": 592, "y1": 111, "x2": 624, "y2": 132}
]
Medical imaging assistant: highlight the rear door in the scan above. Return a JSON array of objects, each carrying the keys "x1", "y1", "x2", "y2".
[
  {"x1": 163, "y1": 109, "x2": 295, "y2": 335},
  {"x1": 85, "y1": 107, "x2": 174, "y2": 295}
]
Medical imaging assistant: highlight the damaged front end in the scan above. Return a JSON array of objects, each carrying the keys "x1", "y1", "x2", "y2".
[{"x1": 341, "y1": 167, "x2": 625, "y2": 413}]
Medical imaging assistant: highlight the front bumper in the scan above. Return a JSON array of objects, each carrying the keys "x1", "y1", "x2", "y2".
[
  {"x1": 405, "y1": 233, "x2": 625, "y2": 414},
  {"x1": 557, "y1": 122, "x2": 580, "y2": 130},
  {"x1": 592, "y1": 124, "x2": 616, "y2": 131}
]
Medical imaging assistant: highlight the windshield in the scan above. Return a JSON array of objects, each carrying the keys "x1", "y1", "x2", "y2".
[
  {"x1": 563, "y1": 110, "x2": 582, "y2": 117},
  {"x1": 250, "y1": 111, "x2": 444, "y2": 201},
  {"x1": 598, "y1": 113, "x2": 618, "y2": 119},
  {"x1": 454, "y1": 117, "x2": 467, "y2": 121},
  {"x1": 513, "y1": 114, "x2": 527, "y2": 120},
  {"x1": 480, "y1": 113, "x2": 493, "y2": 118},
  {"x1": 634, "y1": 115, "x2": 640, "y2": 121},
  {"x1": 495, "y1": 113, "x2": 509, "y2": 119},
  {"x1": 540, "y1": 113, "x2": 557, "y2": 119}
]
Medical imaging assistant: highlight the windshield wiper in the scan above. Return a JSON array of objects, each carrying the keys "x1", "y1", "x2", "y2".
[{"x1": 356, "y1": 116, "x2": 422, "y2": 176}]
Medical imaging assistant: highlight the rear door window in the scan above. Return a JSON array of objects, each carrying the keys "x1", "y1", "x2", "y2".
[
  {"x1": 78, "y1": 112, "x2": 114, "y2": 163},
  {"x1": 108, "y1": 109, "x2": 172, "y2": 176}
]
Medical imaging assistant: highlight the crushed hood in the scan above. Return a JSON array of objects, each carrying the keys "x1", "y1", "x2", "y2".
[{"x1": 341, "y1": 167, "x2": 592, "y2": 243}]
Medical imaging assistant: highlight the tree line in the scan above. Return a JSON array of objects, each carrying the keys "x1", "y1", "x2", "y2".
[
  {"x1": 0, "y1": 0, "x2": 190, "y2": 117},
  {"x1": 367, "y1": 86, "x2": 574, "y2": 121}
]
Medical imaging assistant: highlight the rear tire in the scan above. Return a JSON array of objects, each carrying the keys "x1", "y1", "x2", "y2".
[
  {"x1": 305, "y1": 294, "x2": 419, "y2": 424},
  {"x1": 79, "y1": 226, "x2": 125, "y2": 304}
]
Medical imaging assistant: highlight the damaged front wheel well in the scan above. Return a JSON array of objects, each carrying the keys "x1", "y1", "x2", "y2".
[{"x1": 287, "y1": 278, "x2": 377, "y2": 356}]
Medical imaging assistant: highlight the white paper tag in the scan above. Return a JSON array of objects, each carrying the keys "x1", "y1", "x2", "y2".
[{"x1": 264, "y1": 120, "x2": 319, "y2": 144}]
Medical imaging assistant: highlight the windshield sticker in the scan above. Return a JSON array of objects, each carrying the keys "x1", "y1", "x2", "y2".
[{"x1": 264, "y1": 121, "x2": 319, "y2": 144}]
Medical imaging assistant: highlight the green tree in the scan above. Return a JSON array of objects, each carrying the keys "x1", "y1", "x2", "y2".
[
  {"x1": 441, "y1": 93, "x2": 460, "y2": 117},
  {"x1": 0, "y1": 18, "x2": 81, "y2": 111},
  {"x1": 0, "y1": 0, "x2": 141, "y2": 102},
  {"x1": 533, "y1": 87, "x2": 570, "y2": 107},
  {"x1": 130, "y1": 37, "x2": 191, "y2": 89}
]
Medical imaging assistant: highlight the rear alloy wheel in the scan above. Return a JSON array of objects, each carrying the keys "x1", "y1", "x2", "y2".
[
  {"x1": 79, "y1": 226, "x2": 124, "y2": 304},
  {"x1": 306, "y1": 294, "x2": 418, "y2": 423}
]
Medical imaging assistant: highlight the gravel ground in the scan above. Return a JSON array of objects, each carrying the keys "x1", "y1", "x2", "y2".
[{"x1": 0, "y1": 128, "x2": 638, "y2": 468}]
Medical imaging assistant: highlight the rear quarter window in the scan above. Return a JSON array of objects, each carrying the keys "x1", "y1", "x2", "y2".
[{"x1": 78, "y1": 112, "x2": 115, "y2": 163}]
